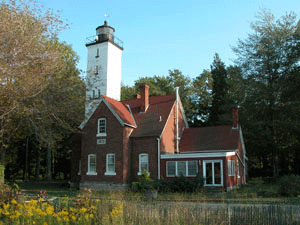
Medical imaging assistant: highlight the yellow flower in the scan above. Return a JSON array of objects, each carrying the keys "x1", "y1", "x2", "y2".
[
  {"x1": 80, "y1": 207, "x2": 88, "y2": 213},
  {"x1": 11, "y1": 199, "x2": 18, "y2": 204},
  {"x1": 33, "y1": 222, "x2": 36, "y2": 224},
  {"x1": 85, "y1": 214, "x2": 89, "y2": 220},
  {"x1": 89, "y1": 213, "x2": 94, "y2": 218},
  {"x1": 91, "y1": 205, "x2": 96, "y2": 210},
  {"x1": 72, "y1": 215, "x2": 76, "y2": 221},
  {"x1": 3, "y1": 203, "x2": 10, "y2": 210}
]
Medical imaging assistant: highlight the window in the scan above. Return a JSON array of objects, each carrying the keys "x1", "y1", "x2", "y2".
[
  {"x1": 95, "y1": 65, "x2": 99, "y2": 75},
  {"x1": 96, "y1": 48, "x2": 99, "y2": 57},
  {"x1": 98, "y1": 90, "x2": 101, "y2": 98},
  {"x1": 166, "y1": 161, "x2": 198, "y2": 177},
  {"x1": 138, "y1": 154, "x2": 149, "y2": 175},
  {"x1": 188, "y1": 161, "x2": 197, "y2": 176},
  {"x1": 87, "y1": 154, "x2": 97, "y2": 175},
  {"x1": 228, "y1": 160, "x2": 235, "y2": 176},
  {"x1": 97, "y1": 118, "x2": 106, "y2": 136},
  {"x1": 105, "y1": 154, "x2": 116, "y2": 175},
  {"x1": 166, "y1": 161, "x2": 176, "y2": 176}
]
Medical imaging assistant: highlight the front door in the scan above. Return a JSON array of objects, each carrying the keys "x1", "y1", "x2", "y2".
[{"x1": 203, "y1": 160, "x2": 223, "y2": 186}]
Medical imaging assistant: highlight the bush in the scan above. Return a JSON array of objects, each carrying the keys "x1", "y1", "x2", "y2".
[
  {"x1": 131, "y1": 170, "x2": 154, "y2": 192},
  {"x1": 156, "y1": 173, "x2": 204, "y2": 193},
  {"x1": 278, "y1": 174, "x2": 300, "y2": 197}
]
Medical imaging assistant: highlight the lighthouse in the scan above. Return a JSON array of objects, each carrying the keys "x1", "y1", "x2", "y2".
[{"x1": 85, "y1": 20, "x2": 123, "y2": 116}]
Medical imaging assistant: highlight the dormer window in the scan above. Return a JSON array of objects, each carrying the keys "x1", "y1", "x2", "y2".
[{"x1": 97, "y1": 118, "x2": 106, "y2": 137}]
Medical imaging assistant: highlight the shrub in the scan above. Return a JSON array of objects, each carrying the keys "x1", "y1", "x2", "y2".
[
  {"x1": 278, "y1": 174, "x2": 300, "y2": 197},
  {"x1": 131, "y1": 170, "x2": 154, "y2": 192},
  {"x1": 156, "y1": 173, "x2": 204, "y2": 193}
]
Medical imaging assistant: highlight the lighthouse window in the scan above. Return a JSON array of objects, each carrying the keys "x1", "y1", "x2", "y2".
[
  {"x1": 95, "y1": 66, "x2": 99, "y2": 75},
  {"x1": 96, "y1": 48, "x2": 99, "y2": 57}
]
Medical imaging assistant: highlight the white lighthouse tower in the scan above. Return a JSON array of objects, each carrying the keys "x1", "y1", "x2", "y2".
[{"x1": 85, "y1": 20, "x2": 123, "y2": 116}]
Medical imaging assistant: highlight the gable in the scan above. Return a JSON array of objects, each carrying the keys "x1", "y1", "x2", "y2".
[{"x1": 79, "y1": 96, "x2": 136, "y2": 130}]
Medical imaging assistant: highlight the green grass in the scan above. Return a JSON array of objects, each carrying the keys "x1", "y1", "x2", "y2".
[{"x1": 7, "y1": 178, "x2": 300, "y2": 205}]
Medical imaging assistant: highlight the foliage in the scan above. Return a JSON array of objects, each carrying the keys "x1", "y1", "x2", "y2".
[
  {"x1": 132, "y1": 170, "x2": 154, "y2": 192},
  {"x1": 0, "y1": 165, "x2": 4, "y2": 184},
  {"x1": 156, "y1": 173, "x2": 204, "y2": 193},
  {"x1": 233, "y1": 9, "x2": 300, "y2": 177},
  {"x1": 0, "y1": 0, "x2": 85, "y2": 179},
  {"x1": 278, "y1": 174, "x2": 300, "y2": 197}
]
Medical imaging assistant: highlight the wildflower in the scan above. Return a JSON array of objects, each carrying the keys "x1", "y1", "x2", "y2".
[
  {"x1": 11, "y1": 199, "x2": 18, "y2": 204},
  {"x1": 85, "y1": 214, "x2": 89, "y2": 220},
  {"x1": 80, "y1": 207, "x2": 88, "y2": 213},
  {"x1": 3, "y1": 203, "x2": 10, "y2": 210}
]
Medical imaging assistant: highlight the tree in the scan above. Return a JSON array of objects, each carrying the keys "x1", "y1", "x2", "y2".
[
  {"x1": 191, "y1": 70, "x2": 213, "y2": 126},
  {"x1": 233, "y1": 9, "x2": 300, "y2": 176},
  {"x1": 0, "y1": 0, "x2": 85, "y2": 180},
  {"x1": 208, "y1": 53, "x2": 230, "y2": 126}
]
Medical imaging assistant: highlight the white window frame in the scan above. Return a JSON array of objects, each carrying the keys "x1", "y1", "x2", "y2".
[
  {"x1": 105, "y1": 154, "x2": 116, "y2": 175},
  {"x1": 203, "y1": 160, "x2": 223, "y2": 186},
  {"x1": 166, "y1": 161, "x2": 198, "y2": 177},
  {"x1": 97, "y1": 118, "x2": 106, "y2": 137},
  {"x1": 228, "y1": 160, "x2": 235, "y2": 176},
  {"x1": 138, "y1": 153, "x2": 149, "y2": 175},
  {"x1": 87, "y1": 154, "x2": 97, "y2": 175}
]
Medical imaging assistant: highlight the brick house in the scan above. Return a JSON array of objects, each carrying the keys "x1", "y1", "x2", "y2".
[
  {"x1": 70, "y1": 21, "x2": 247, "y2": 191},
  {"x1": 70, "y1": 85, "x2": 247, "y2": 191}
]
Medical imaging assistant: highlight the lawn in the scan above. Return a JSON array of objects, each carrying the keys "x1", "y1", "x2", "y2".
[{"x1": 1, "y1": 178, "x2": 299, "y2": 224}]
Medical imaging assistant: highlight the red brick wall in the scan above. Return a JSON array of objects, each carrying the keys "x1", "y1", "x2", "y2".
[
  {"x1": 80, "y1": 102, "x2": 129, "y2": 183},
  {"x1": 130, "y1": 136, "x2": 158, "y2": 181}
]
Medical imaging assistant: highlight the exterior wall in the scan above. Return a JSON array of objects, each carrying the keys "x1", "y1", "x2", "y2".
[
  {"x1": 160, "y1": 103, "x2": 186, "y2": 154},
  {"x1": 106, "y1": 42, "x2": 122, "y2": 101},
  {"x1": 130, "y1": 136, "x2": 158, "y2": 181},
  {"x1": 85, "y1": 41, "x2": 122, "y2": 116},
  {"x1": 80, "y1": 102, "x2": 127, "y2": 184},
  {"x1": 122, "y1": 126, "x2": 133, "y2": 183}
]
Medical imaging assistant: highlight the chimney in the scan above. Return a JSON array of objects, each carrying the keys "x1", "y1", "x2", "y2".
[
  {"x1": 140, "y1": 84, "x2": 149, "y2": 112},
  {"x1": 232, "y1": 106, "x2": 239, "y2": 129}
]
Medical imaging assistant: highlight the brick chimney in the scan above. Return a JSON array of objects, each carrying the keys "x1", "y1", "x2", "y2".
[
  {"x1": 140, "y1": 84, "x2": 149, "y2": 112},
  {"x1": 232, "y1": 106, "x2": 239, "y2": 129}
]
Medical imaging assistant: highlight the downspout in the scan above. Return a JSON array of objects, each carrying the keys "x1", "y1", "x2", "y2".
[
  {"x1": 175, "y1": 87, "x2": 179, "y2": 154},
  {"x1": 157, "y1": 138, "x2": 161, "y2": 180}
]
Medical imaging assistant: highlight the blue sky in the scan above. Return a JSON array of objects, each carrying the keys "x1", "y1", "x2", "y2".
[{"x1": 40, "y1": 0, "x2": 300, "y2": 86}]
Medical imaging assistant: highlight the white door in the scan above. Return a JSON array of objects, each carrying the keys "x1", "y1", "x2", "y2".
[{"x1": 203, "y1": 160, "x2": 223, "y2": 186}]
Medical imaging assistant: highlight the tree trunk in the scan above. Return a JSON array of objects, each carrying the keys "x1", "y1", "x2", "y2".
[
  {"x1": 36, "y1": 147, "x2": 41, "y2": 181},
  {"x1": 47, "y1": 143, "x2": 52, "y2": 181}
]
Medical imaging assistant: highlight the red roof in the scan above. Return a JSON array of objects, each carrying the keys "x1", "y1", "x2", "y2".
[
  {"x1": 179, "y1": 126, "x2": 240, "y2": 152},
  {"x1": 122, "y1": 94, "x2": 176, "y2": 137},
  {"x1": 103, "y1": 96, "x2": 136, "y2": 127}
]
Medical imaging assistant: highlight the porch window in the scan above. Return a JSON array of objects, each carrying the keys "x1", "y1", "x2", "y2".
[
  {"x1": 228, "y1": 160, "x2": 235, "y2": 176},
  {"x1": 188, "y1": 161, "x2": 197, "y2": 176},
  {"x1": 87, "y1": 154, "x2": 97, "y2": 175},
  {"x1": 138, "y1": 153, "x2": 149, "y2": 175},
  {"x1": 105, "y1": 154, "x2": 116, "y2": 175},
  {"x1": 166, "y1": 161, "x2": 176, "y2": 176},
  {"x1": 203, "y1": 160, "x2": 223, "y2": 186},
  {"x1": 97, "y1": 118, "x2": 106, "y2": 137},
  {"x1": 166, "y1": 161, "x2": 198, "y2": 177}
]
